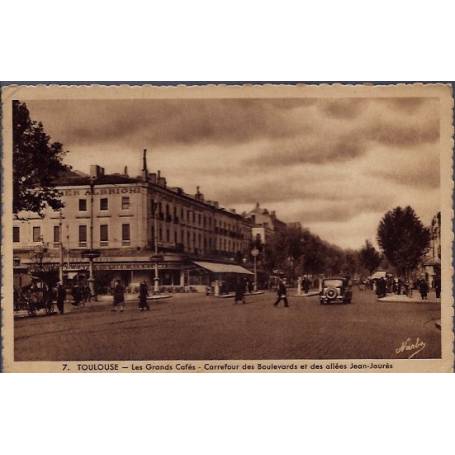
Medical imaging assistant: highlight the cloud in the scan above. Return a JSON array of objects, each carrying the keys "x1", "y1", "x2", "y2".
[{"x1": 23, "y1": 95, "x2": 441, "y2": 249}]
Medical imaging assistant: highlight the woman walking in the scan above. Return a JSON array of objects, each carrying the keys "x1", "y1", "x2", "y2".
[{"x1": 112, "y1": 280, "x2": 126, "y2": 312}]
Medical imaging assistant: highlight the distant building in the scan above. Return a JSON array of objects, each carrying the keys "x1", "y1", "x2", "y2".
[
  {"x1": 423, "y1": 211, "x2": 441, "y2": 286},
  {"x1": 247, "y1": 202, "x2": 287, "y2": 246},
  {"x1": 13, "y1": 151, "x2": 254, "y2": 291}
]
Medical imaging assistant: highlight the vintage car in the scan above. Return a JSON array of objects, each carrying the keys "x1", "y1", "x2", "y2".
[{"x1": 320, "y1": 277, "x2": 352, "y2": 304}]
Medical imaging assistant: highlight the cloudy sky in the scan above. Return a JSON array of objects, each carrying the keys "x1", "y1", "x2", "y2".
[{"x1": 25, "y1": 96, "x2": 440, "y2": 249}]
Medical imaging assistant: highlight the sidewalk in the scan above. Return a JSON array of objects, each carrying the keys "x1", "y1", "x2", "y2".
[
  {"x1": 377, "y1": 291, "x2": 439, "y2": 304},
  {"x1": 14, "y1": 293, "x2": 172, "y2": 318}
]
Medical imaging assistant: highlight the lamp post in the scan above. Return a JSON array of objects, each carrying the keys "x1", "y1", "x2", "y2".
[
  {"x1": 152, "y1": 199, "x2": 161, "y2": 293},
  {"x1": 251, "y1": 247, "x2": 259, "y2": 292},
  {"x1": 59, "y1": 210, "x2": 64, "y2": 283},
  {"x1": 88, "y1": 175, "x2": 96, "y2": 300}
]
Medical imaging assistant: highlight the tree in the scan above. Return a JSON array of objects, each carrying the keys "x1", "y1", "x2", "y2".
[
  {"x1": 377, "y1": 206, "x2": 430, "y2": 277},
  {"x1": 13, "y1": 101, "x2": 69, "y2": 216},
  {"x1": 359, "y1": 240, "x2": 382, "y2": 274}
]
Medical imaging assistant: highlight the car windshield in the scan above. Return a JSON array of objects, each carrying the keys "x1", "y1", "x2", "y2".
[{"x1": 323, "y1": 279, "x2": 344, "y2": 287}]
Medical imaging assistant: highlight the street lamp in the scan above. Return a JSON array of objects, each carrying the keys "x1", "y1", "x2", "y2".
[
  {"x1": 251, "y1": 247, "x2": 259, "y2": 292},
  {"x1": 34, "y1": 236, "x2": 48, "y2": 270},
  {"x1": 152, "y1": 198, "x2": 161, "y2": 293},
  {"x1": 88, "y1": 175, "x2": 96, "y2": 300}
]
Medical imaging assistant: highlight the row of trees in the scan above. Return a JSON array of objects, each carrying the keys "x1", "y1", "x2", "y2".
[{"x1": 257, "y1": 206, "x2": 431, "y2": 281}]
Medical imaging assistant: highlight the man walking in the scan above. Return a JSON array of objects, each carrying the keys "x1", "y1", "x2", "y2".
[
  {"x1": 139, "y1": 280, "x2": 150, "y2": 311},
  {"x1": 112, "y1": 280, "x2": 126, "y2": 312},
  {"x1": 418, "y1": 279, "x2": 429, "y2": 301},
  {"x1": 273, "y1": 277, "x2": 289, "y2": 307},
  {"x1": 56, "y1": 281, "x2": 66, "y2": 315},
  {"x1": 234, "y1": 278, "x2": 246, "y2": 305}
]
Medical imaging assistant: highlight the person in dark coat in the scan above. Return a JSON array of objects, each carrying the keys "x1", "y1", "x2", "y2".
[
  {"x1": 418, "y1": 279, "x2": 429, "y2": 300},
  {"x1": 56, "y1": 282, "x2": 66, "y2": 314},
  {"x1": 139, "y1": 280, "x2": 150, "y2": 311},
  {"x1": 273, "y1": 278, "x2": 289, "y2": 307},
  {"x1": 72, "y1": 284, "x2": 82, "y2": 307},
  {"x1": 112, "y1": 280, "x2": 125, "y2": 312},
  {"x1": 234, "y1": 279, "x2": 246, "y2": 304},
  {"x1": 434, "y1": 276, "x2": 441, "y2": 299},
  {"x1": 303, "y1": 278, "x2": 310, "y2": 294}
]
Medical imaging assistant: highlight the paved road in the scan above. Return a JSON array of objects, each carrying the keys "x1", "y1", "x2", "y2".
[{"x1": 14, "y1": 288, "x2": 441, "y2": 361}]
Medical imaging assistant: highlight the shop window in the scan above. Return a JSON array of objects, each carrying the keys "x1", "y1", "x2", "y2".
[{"x1": 13, "y1": 226, "x2": 20, "y2": 243}]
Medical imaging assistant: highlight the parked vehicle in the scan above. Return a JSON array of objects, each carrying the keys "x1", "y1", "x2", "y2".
[
  {"x1": 320, "y1": 277, "x2": 352, "y2": 305},
  {"x1": 14, "y1": 280, "x2": 55, "y2": 316}
]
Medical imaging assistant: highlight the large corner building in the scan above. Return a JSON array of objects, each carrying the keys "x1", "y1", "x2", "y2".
[{"x1": 13, "y1": 150, "x2": 257, "y2": 292}]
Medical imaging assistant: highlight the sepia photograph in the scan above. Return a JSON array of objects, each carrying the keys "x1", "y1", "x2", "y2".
[{"x1": 1, "y1": 83, "x2": 453, "y2": 372}]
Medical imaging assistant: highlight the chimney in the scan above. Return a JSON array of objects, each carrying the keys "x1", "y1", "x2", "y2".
[
  {"x1": 142, "y1": 149, "x2": 149, "y2": 181},
  {"x1": 149, "y1": 173, "x2": 157, "y2": 184},
  {"x1": 89, "y1": 165, "x2": 104, "y2": 178},
  {"x1": 256, "y1": 202, "x2": 260, "y2": 209},
  {"x1": 195, "y1": 186, "x2": 204, "y2": 201},
  {"x1": 124, "y1": 166, "x2": 128, "y2": 176}
]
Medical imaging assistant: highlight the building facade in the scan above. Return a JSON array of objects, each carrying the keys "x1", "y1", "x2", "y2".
[
  {"x1": 13, "y1": 152, "x2": 254, "y2": 292},
  {"x1": 423, "y1": 211, "x2": 441, "y2": 287},
  {"x1": 247, "y1": 202, "x2": 287, "y2": 246}
]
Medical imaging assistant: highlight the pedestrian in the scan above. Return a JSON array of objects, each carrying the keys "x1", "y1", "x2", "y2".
[
  {"x1": 273, "y1": 277, "x2": 289, "y2": 307},
  {"x1": 234, "y1": 279, "x2": 246, "y2": 304},
  {"x1": 434, "y1": 276, "x2": 441, "y2": 299},
  {"x1": 72, "y1": 284, "x2": 82, "y2": 308},
  {"x1": 112, "y1": 280, "x2": 126, "y2": 312},
  {"x1": 56, "y1": 281, "x2": 66, "y2": 314},
  {"x1": 84, "y1": 284, "x2": 91, "y2": 304},
  {"x1": 397, "y1": 279, "x2": 403, "y2": 296},
  {"x1": 139, "y1": 280, "x2": 150, "y2": 311},
  {"x1": 418, "y1": 279, "x2": 429, "y2": 301},
  {"x1": 303, "y1": 278, "x2": 310, "y2": 294}
]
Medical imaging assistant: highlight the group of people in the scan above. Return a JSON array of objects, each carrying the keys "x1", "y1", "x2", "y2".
[
  {"x1": 373, "y1": 275, "x2": 440, "y2": 301},
  {"x1": 111, "y1": 280, "x2": 150, "y2": 312}
]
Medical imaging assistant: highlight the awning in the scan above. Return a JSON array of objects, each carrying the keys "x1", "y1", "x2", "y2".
[
  {"x1": 193, "y1": 261, "x2": 254, "y2": 275},
  {"x1": 66, "y1": 272, "x2": 78, "y2": 279},
  {"x1": 370, "y1": 271, "x2": 387, "y2": 280}
]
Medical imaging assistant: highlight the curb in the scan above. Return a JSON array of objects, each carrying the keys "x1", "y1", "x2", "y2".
[{"x1": 215, "y1": 291, "x2": 265, "y2": 299}]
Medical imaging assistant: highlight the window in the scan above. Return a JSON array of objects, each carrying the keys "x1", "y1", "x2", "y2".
[
  {"x1": 198, "y1": 214, "x2": 201, "y2": 226},
  {"x1": 13, "y1": 226, "x2": 20, "y2": 243},
  {"x1": 121, "y1": 196, "x2": 130, "y2": 210},
  {"x1": 33, "y1": 226, "x2": 41, "y2": 242},
  {"x1": 79, "y1": 199, "x2": 87, "y2": 211},
  {"x1": 100, "y1": 198, "x2": 108, "y2": 211},
  {"x1": 79, "y1": 225, "x2": 87, "y2": 247},
  {"x1": 122, "y1": 224, "x2": 130, "y2": 245},
  {"x1": 174, "y1": 231, "x2": 178, "y2": 244},
  {"x1": 53, "y1": 225, "x2": 60, "y2": 243},
  {"x1": 181, "y1": 207, "x2": 184, "y2": 221},
  {"x1": 166, "y1": 229, "x2": 170, "y2": 242},
  {"x1": 100, "y1": 224, "x2": 109, "y2": 244}
]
